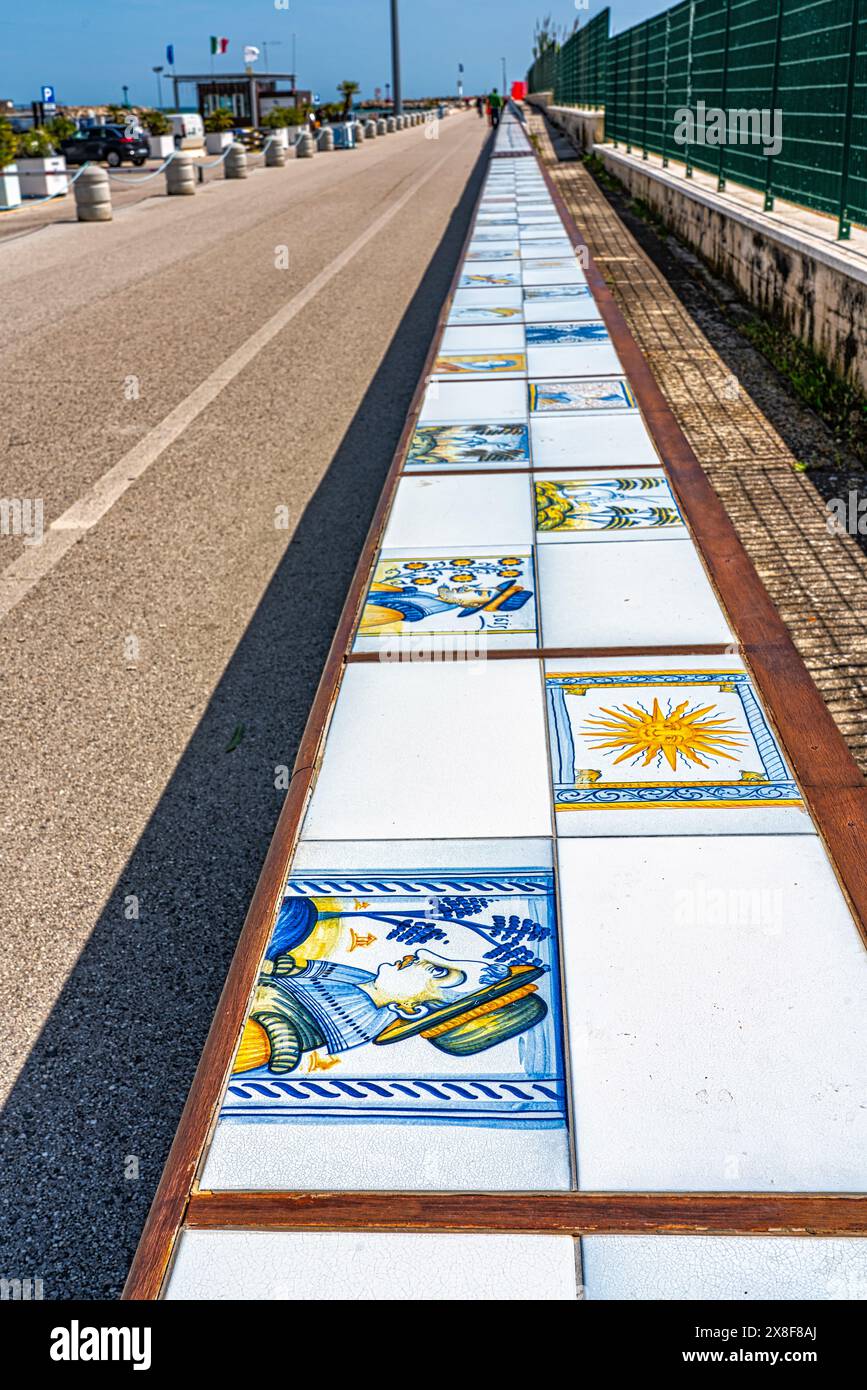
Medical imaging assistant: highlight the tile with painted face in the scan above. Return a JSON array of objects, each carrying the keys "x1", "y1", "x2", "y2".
[
  {"x1": 198, "y1": 837, "x2": 570, "y2": 1192},
  {"x1": 354, "y1": 548, "x2": 537, "y2": 652},
  {"x1": 404, "y1": 421, "x2": 532, "y2": 471},
  {"x1": 545, "y1": 655, "x2": 809, "y2": 836}
]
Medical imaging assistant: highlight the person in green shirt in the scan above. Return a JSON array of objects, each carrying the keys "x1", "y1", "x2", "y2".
[{"x1": 488, "y1": 87, "x2": 504, "y2": 128}]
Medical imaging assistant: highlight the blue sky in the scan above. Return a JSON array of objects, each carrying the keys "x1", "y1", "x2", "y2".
[{"x1": 0, "y1": 0, "x2": 663, "y2": 108}]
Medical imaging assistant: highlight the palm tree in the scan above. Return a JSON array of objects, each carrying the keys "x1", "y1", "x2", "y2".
[{"x1": 337, "y1": 80, "x2": 360, "y2": 119}]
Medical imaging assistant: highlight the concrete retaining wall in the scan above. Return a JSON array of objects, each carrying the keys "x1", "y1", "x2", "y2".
[
  {"x1": 594, "y1": 147, "x2": 867, "y2": 395},
  {"x1": 532, "y1": 101, "x2": 605, "y2": 153}
]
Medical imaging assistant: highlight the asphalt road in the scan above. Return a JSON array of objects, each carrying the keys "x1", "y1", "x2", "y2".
[{"x1": 0, "y1": 109, "x2": 488, "y2": 1299}]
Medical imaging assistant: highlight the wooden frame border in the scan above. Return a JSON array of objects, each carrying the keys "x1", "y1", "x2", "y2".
[
  {"x1": 123, "y1": 114, "x2": 867, "y2": 1301},
  {"x1": 186, "y1": 1190, "x2": 867, "y2": 1237}
]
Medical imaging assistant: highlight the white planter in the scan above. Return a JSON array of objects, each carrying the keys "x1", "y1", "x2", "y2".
[
  {"x1": 17, "y1": 155, "x2": 68, "y2": 198},
  {"x1": 266, "y1": 127, "x2": 289, "y2": 149},
  {"x1": 0, "y1": 164, "x2": 21, "y2": 208},
  {"x1": 149, "y1": 134, "x2": 174, "y2": 159},
  {"x1": 205, "y1": 131, "x2": 233, "y2": 154}
]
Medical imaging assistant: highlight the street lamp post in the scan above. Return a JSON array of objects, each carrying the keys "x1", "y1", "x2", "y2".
[
  {"x1": 152, "y1": 66, "x2": 164, "y2": 109},
  {"x1": 501, "y1": 57, "x2": 507, "y2": 96},
  {"x1": 390, "y1": 0, "x2": 402, "y2": 115}
]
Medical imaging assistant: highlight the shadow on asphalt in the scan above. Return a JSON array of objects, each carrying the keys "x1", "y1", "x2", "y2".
[{"x1": 0, "y1": 138, "x2": 490, "y2": 1301}]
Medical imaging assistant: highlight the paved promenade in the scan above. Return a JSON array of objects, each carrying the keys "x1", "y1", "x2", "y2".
[{"x1": 127, "y1": 111, "x2": 867, "y2": 1302}]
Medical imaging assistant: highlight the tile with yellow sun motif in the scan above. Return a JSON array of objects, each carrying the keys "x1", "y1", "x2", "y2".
[
  {"x1": 545, "y1": 658, "x2": 811, "y2": 836},
  {"x1": 353, "y1": 548, "x2": 537, "y2": 651}
]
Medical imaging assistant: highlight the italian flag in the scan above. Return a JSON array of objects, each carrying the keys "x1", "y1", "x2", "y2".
[{"x1": 210, "y1": 36, "x2": 229, "y2": 55}]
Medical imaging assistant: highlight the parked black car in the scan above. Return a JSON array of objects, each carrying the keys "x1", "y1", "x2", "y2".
[{"x1": 60, "y1": 125, "x2": 150, "y2": 167}]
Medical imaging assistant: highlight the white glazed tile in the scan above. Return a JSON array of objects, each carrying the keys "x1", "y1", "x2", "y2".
[
  {"x1": 468, "y1": 241, "x2": 520, "y2": 258},
  {"x1": 382, "y1": 475, "x2": 533, "y2": 548},
  {"x1": 534, "y1": 469, "x2": 687, "y2": 542},
  {"x1": 303, "y1": 659, "x2": 551, "y2": 839},
  {"x1": 419, "y1": 379, "x2": 527, "y2": 423},
  {"x1": 531, "y1": 412, "x2": 660, "y2": 467},
  {"x1": 538, "y1": 541, "x2": 731, "y2": 647},
  {"x1": 527, "y1": 345, "x2": 623, "y2": 377},
  {"x1": 582, "y1": 1236, "x2": 867, "y2": 1301},
  {"x1": 405, "y1": 421, "x2": 532, "y2": 471},
  {"x1": 560, "y1": 835, "x2": 867, "y2": 1190},
  {"x1": 545, "y1": 654, "x2": 811, "y2": 835},
  {"x1": 519, "y1": 241, "x2": 574, "y2": 260},
  {"x1": 441, "y1": 324, "x2": 526, "y2": 354},
  {"x1": 451, "y1": 287, "x2": 523, "y2": 312},
  {"x1": 523, "y1": 265, "x2": 587, "y2": 286},
  {"x1": 521, "y1": 225, "x2": 572, "y2": 241},
  {"x1": 524, "y1": 290, "x2": 600, "y2": 323},
  {"x1": 166, "y1": 1232, "x2": 579, "y2": 1300}
]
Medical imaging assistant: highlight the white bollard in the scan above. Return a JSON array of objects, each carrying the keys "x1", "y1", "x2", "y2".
[
  {"x1": 225, "y1": 143, "x2": 247, "y2": 178},
  {"x1": 364, "y1": 120, "x2": 377, "y2": 139},
  {"x1": 264, "y1": 138, "x2": 285, "y2": 167},
  {"x1": 295, "y1": 132, "x2": 315, "y2": 158},
  {"x1": 317, "y1": 127, "x2": 335, "y2": 152},
  {"x1": 74, "y1": 165, "x2": 112, "y2": 221},
  {"x1": 386, "y1": 116, "x2": 396, "y2": 133},
  {"x1": 166, "y1": 152, "x2": 195, "y2": 195}
]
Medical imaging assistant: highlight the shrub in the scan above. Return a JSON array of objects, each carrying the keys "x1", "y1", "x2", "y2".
[
  {"x1": 0, "y1": 117, "x2": 17, "y2": 169},
  {"x1": 16, "y1": 127, "x2": 56, "y2": 159},
  {"x1": 141, "y1": 108, "x2": 172, "y2": 136},
  {"x1": 45, "y1": 114, "x2": 77, "y2": 142},
  {"x1": 204, "y1": 109, "x2": 234, "y2": 133}
]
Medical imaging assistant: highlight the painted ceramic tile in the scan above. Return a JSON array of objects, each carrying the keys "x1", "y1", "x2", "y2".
[
  {"x1": 560, "y1": 834, "x2": 866, "y2": 1191},
  {"x1": 432, "y1": 352, "x2": 528, "y2": 379},
  {"x1": 353, "y1": 551, "x2": 537, "y2": 649},
  {"x1": 448, "y1": 303, "x2": 525, "y2": 326},
  {"x1": 527, "y1": 321, "x2": 609, "y2": 346},
  {"x1": 546, "y1": 668, "x2": 801, "y2": 813},
  {"x1": 524, "y1": 284, "x2": 593, "y2": 302},
  {"x1": 459, "y1": 270, "x2": 521, "y2": 290},
  {"x1": 405, "y1": 422, "x2": 531, "y2": 471},
  {"x1": 221, "y1": 867, "x2": 566, "y2": 1134},
  {"x1": 535, "y1": 474, "x2": 684, "y2": 539},
  {"x1": 464, "y1": 249, "x2": 519, "y2": 262},
  {"x1": 530, "y1": 378, "x2": 636, "y2": 414},
  {"x1": 520, "y1": 258, "x2": 578, "y2": 273}
]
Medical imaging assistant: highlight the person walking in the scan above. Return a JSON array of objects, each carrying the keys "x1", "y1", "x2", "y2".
[
  {"x1": 488, "y1": 87, "x2": 503, "y2": 129},
  {"x1": 475, "y1": 94, "x2": 484, "y2": 119}
]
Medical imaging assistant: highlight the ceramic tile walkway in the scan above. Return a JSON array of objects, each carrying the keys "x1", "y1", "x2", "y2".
[{"x1": 127, "y1": 111, "x2": 867, "y2": 1302}]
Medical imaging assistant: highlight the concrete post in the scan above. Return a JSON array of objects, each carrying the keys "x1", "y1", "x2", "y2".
[
  {"x1": 264, "y1": 138, "x2": 285, "y2": 167},
  {"x1": 225, "y1": 143, "x2": 248, "y2": 179},
  {"x1": 317, "y1": 127, "x2": 335, "y2": 152},
  {"x1": 365, "y1": 120, "x2": 377, "y2": 139},
  {"x1": 165, "y1": 152, "x2": 195, "y2": 195},
  {"x1": 73, "y1": 164, "x2": 112, "y2": 221},
  {"x1": 377, "y1": 118, "x2": 388, "y2": 136},
  {"x1": 295, "y1": 132, "x2": 314, "y2": 158},
  {"x1": 386, "y1": 116, "x2": 396, "y2": 133}
]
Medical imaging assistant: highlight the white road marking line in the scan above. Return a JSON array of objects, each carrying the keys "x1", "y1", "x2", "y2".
[{"x1": 0, "y1": 130, "x2": 476, "y2": 622}]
